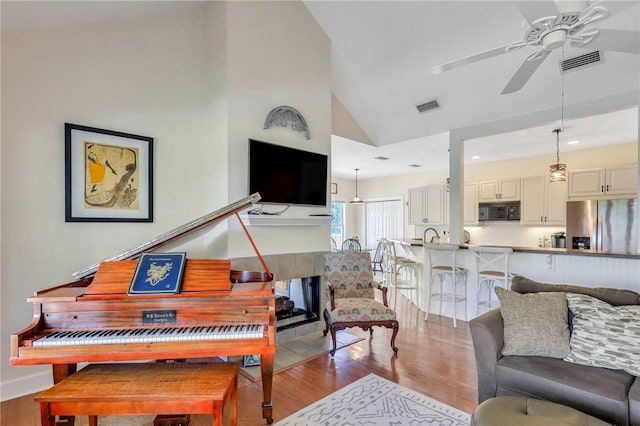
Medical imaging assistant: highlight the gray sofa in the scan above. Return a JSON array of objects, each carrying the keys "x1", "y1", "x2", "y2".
[{"x1": 469, "y1": 275, "x2": 640, "y2": 426}]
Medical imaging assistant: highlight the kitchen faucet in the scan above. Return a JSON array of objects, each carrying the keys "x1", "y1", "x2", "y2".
[{"x1": 424, "y1": 227, "x2": 440, "y2": 243}]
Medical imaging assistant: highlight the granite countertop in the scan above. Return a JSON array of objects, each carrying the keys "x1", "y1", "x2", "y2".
[{"x1": 403, "y1": 238, "x2": 640, "y2": 259}]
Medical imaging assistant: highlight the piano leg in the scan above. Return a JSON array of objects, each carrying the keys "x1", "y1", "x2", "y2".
[
  {"x1": 260, "y1": 352, "x2": 274, "y2": 424},
  {"x1": 52, "y1": 364, "x2": 77, "y2": 426}
]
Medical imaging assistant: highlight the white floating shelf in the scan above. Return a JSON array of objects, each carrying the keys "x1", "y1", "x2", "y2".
[{"x1": 239, "y1": 215, "x2": 332, "y2": 226}]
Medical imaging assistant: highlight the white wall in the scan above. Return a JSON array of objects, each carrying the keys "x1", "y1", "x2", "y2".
[{"x1": 1, "y1": 1, "x2": 331, "y2": 400}]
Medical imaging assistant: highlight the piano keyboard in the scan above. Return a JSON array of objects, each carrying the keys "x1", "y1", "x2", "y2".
[{"x1": 34, "y1": 325, "x2": 264, "y2": 346}]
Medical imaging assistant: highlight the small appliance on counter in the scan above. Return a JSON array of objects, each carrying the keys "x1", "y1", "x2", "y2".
[{"x1": 551, "y1": 232, "x2": 566, "y2": 248}]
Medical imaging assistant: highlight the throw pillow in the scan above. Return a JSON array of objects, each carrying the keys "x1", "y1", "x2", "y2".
[
  {"x1": 564, "y1": 292, "x2": 640, "y2": 376},
  {"x1": 495, "y1": 287, "x2": 570, "y2": 358}
]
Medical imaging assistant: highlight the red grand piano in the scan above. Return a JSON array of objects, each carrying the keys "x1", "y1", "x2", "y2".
[{"x1": 10, "y1": 194, "x2": 277, "y2": 424}]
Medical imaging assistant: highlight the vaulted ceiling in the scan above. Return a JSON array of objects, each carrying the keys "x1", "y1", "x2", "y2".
[{"x1": 304, "y1": 1, "x2": 640, "y2": 178}]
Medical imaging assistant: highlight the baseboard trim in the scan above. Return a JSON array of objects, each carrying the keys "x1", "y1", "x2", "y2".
[{"x1": 1, "y1": 370, "x2": 51, "y2": 402}]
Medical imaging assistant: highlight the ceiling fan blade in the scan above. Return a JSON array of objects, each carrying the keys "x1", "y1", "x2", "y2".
[
  {"x1": 513, "y1": 0, "x2": 560, "y2": 25},
  {"x1": 580, "y1": 29, "x2": 640, "y2": 54},
  {"x1": 501, "y1": 50, "x2": 551, "y2": 95},
  {"x1": 431, "y1": 43, "x2": 522, "y2": 74}
]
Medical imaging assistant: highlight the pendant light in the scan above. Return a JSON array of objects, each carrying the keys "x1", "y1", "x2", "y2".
[
  {"x1": 549, "y1": 128, "x2": 567, "y2": 183},
  {"x1": 350, "y1": 168, "x2": 364, "y2": 204},
  {"x1": 549, "y1": 47, "x2": 568, "y2": 183}
]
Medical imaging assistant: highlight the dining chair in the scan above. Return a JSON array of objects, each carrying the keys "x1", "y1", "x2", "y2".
[{"x1": 341, "y1": 238, "x2": 362, "y2": 251}]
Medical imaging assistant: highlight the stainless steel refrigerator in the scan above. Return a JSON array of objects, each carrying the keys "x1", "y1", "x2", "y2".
[{"x1": 566, "y1": 199, "x2": 639, "y2": 253}]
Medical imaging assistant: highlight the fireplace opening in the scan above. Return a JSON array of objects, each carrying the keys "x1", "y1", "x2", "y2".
[{"x1": 275, "y1": 276, "x2": 320, "y2": 330}]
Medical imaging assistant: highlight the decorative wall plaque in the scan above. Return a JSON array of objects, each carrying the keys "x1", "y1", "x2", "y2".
[{"x1": 263, "y1": 105, "x2": 310, "y2": 140}]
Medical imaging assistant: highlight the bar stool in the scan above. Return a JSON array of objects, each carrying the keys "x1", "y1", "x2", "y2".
[
  {"x1": 468, "y1": 246, "x2": 513, "y2": 315},
  {"x1": 424, "y1": 243, "x2": 468, "y2": 328},
  {"x1": 379, "y1": 239, "x2": 421, "y2": 311}
]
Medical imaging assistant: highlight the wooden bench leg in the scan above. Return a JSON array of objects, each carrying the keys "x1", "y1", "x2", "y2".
[
  {"x1": 88, "y1": 415, "x2": 98, "y2": 426},
  {"x1": 39, "y1": 402, "x2": 55, "y2": 426}
]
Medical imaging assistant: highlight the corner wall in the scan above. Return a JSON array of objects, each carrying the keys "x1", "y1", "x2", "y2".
[{"x1": 1, "y1": 1, "x2": 332, "y2": 400}]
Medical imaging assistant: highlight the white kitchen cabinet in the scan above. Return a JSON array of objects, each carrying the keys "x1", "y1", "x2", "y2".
[
  {"x1": 520, "y1": 176, "x2": 567, "y2": 225},
  {"x1": 408, "y1": 185, "x2": 444, "y2": 225},
  {"x1": 445, "y1": 183, "x2": 478, "y2": 225},
  {"x1": 568, "y1": 165, "x2": 637, "y2": 199},
  {"x1": 478, "y1": 178, "x2": 520, "y2": 202}
]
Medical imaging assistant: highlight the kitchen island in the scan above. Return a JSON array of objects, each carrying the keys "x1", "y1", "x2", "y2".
[{"x1": 389, "y1": 238, "x2": 640, "y2": 323}]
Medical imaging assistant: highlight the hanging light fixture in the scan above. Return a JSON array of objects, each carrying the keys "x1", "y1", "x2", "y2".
[
  {"x1": 549, "y1": 47, "x2": 568, "y2": 183},
  {"x1": 350, "y1": 168, "x2": 364, "y2": 204},
  {"x1": 549, "y1": 128, "x2": 567, "y2": 182}
]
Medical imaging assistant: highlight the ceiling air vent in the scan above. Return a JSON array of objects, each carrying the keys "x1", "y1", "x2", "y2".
[
  {"x1": 560, "y1": 51, "x2": 602, "y2": 73},
  {"x1": 416, "y1": 99, "x2": 440, "y2": 113}
]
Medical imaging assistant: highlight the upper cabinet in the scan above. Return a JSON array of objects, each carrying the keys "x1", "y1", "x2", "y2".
[
  {"x1": 478, "y1": 178, "x2": 520, "y2": 202},
  {"x1": 445, "y1": 183, "x2": 479, "y2": 225},
  {"x1": 520, "y1": 176, "x2": 567, "y2": 225},
  {"x1": 408, "y1": 185, "x2": 444, "y2": 225},
  {"x1": 568, "y1": 165, "x2": 637, "y2": 199}
]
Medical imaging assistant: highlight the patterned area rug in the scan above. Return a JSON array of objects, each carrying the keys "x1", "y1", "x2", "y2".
[{"x1": 275, "y1": 373, "x2": 470, "y2": 426}]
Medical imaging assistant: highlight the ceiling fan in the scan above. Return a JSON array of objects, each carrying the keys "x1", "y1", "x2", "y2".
[{"x1": 431, "y1": 0, "x2": 640, "y2": 94}]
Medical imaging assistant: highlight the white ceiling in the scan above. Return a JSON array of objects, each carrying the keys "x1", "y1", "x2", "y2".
[
  {"x1": 3, "y1": 1, "x2": 638, "y2": 180},
  {"x1": 304, "y1": 0, "x2": 640, "y2": 178}
]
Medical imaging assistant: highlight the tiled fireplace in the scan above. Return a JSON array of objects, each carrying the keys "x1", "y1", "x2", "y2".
[{"x1": 231, "y1": 251, "x2": 328, "y2": 343}]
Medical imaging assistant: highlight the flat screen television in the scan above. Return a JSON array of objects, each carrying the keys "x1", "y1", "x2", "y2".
[{"x1": 248, "y1": 139, "x2": 328, "y2": 206}]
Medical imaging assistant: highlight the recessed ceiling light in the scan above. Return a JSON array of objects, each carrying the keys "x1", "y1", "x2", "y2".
[
  {"x1": 567, "y1": 140, "x2": 580, "y2": 145},
  {"x1": 471, "y1": 155, "x2": 480, "y2": 159}
]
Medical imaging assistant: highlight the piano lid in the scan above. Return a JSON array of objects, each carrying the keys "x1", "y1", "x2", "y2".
[{"x1": 72, "y1": 193, "x2": 261, "y2": 280}]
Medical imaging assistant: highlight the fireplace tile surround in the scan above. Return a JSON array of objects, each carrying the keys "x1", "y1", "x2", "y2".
[{"x1": 231, "y1": 251, "x2": 329, "y2": 343}]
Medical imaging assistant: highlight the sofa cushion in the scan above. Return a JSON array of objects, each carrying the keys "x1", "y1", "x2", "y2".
[
  {"x1": 629, "y1": 379, "x2": 640, "y2": 426},
  {"x1": 496, "y1": 355, "x2": 633, "y2": 426},
  {"x1": 511, "y1": 275, "x2": 640, "y2": 306},
  {"x1": 564, "y1": 292, "x2": 640, "y2": 377},
  {"x1": 495, "y1": 287, "x2": 570, "y2": 358}
]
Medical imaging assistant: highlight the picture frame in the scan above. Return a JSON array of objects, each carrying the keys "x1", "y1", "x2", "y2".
[
  {"x1": 65, "y1": 123, "x2": 153, "y2": 222},
  {"x1": 243, "y1": 354, "x2": 261, "y2": 367},
  {"x1": 331, "y1": 182, "x2": 338, "y2": 194}
]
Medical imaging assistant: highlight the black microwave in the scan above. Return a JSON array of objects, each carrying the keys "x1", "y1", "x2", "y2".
[{"x1": 479, "y1": 202, "x2": 520, "y2": 221}]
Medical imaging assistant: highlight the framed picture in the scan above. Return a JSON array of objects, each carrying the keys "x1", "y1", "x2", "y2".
[
  {"x1": 331, "y1": 182, "x2": 338, "y2": 194},
  {"x1": 65, "y1": 123, "x2": 153, "y2": 222},
  {"x1": 243, "y1": 354, "x2": 261, "y2": 367}
]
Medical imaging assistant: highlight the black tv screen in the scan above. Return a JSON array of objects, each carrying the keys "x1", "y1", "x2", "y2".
[{"x1": 249, "y1": 139, "x2": 328, "y2": 206}]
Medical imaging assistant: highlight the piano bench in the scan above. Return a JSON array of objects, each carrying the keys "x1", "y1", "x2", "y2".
[{"x1": 34, "y1": 362, "x2": 239, "y2": 426}]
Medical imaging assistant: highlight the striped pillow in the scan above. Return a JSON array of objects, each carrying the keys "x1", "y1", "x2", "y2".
[{"x1": 564, "y1": 292, "x2": 640, "y2": 376}]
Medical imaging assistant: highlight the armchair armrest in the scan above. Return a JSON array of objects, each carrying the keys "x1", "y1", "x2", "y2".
[
  {"x1": 327, "y1": 284, "x2": 336, "y2": 311},
  {"x1": 469, "y1": 308, "x2": 504, "y2": 403}
]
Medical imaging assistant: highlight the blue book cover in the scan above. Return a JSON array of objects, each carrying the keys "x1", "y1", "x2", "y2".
[{"x1": 128, "y1": 252, "x2": 187, "y2": 295}]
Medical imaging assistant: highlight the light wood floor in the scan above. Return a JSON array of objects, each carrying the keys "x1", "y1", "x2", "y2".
[{"x1": 1, "y1": 296, "x2": 478, "y2": 425}]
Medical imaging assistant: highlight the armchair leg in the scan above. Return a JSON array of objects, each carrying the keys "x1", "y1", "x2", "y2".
[
  {"x1": 329, "y1": 325, "x2": 338, "y2": 357},
  {"x1": 390, "y1": 320, "x2": 399, "y2": 354},
  {"x1": 323, "y1": 308, "x2": 331, "y2": 337}
]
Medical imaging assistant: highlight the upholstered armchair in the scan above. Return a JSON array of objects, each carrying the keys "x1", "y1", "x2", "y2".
[{"x1": 323, "y1": 251, "x2": 399, "y2": 356}]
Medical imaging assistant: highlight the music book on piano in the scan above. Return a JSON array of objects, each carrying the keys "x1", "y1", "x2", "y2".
[{"x1": 128, "y1": 252, "x2": 187, "y2": 295}]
